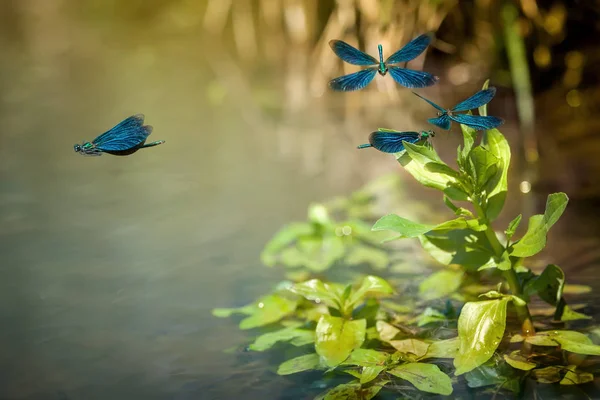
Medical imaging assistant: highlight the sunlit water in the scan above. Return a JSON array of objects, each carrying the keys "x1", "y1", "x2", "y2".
[{"x1": 2, "y1": 5, "x2": 600, "y2": 400}]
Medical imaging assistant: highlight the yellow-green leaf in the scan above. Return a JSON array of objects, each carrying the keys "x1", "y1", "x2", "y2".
[
  {"x1": 315, "y1": 315, "x2": 366, "y2": 367},
  {"x1": 388, "y1": 363, "x2": 453, "y2": 395}
]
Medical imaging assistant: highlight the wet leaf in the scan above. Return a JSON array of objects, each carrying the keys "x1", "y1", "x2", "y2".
[
  {"x1": 239, "y1": 295, "x2": 298, "y2": 330},
  {"x1": 347, "y1": 276, "x2": 395, "y2": 310},
  {"x1": 454, "y1": 298, "x2": 509, "y2": 375},
  {"x1": 511, "y1": 193, "x2": 569, "y2": 257},
  {"x1": 419, "y1": 270, "x2": 464, "y2": 301},
  {"x1": 503, "y1": 351, "x2": 536, "y2": 370},
  {"x1": 248, "y1": 326, "x2": 314, "y2": 351},
  {"x1": 315, "y1": 315, "x2": 366, "y2": 367},
  {"x1": 560, "y1": 365, "x2": 594, "y2": 385},
  {"x1": 319, "y1": 382, "x2": 383, "y2": 400},
  {"x1": 389, "y1": 339, "x2": 430, "y2": 358},
  {"x1": 345, "y1": 246, "x2": 389, "y2": 270},
  {"x1": 481, "y1": 129, "x2": 510, "y2": 222},
  {"x1": 423, "y1": 337, "x2": 460, "y2": 359},
  {"x1": 277, "y1": 353, "x2": 320, "y2": 375},
  {"x1": 376, "y1": 320, "x2": 402, "y2": 342},
  {"x1": 290, "y1": 279, "x2": 343, "y2": 310},
  {"x1": 388, "y1": 363, "x2": 453, "y2": 395},
  {"x1": 504, "y1": 214, "x2": 522, "y2": 241},
  {"x1": 552, "y1": 331, "x2": 600, "y2": 355},
  {"x1": 532, "y1": 366, "x2": 562, "y2": 383},
  {"x1": 261, "y1": 222, "x2": 313, "y2": 266}
]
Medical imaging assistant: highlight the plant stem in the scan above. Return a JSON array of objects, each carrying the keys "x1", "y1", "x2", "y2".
[{"x1": 472, "y1": 199, "x2": 535, "y2": 336}]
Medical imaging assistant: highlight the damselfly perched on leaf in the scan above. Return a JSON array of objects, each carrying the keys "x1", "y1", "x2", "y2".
[
  {"x1": 413, "y1": 87, "x2": 504, "y2": 131},
  {"x1": 357, "y1": 129, "x2": 435, "y2": 153},
  {"x1": 329, "y1": 33, "x2": 438, "y2": 92},
  {"x1": 74, "y1": 114, "x2": 164, "y2": 156}
]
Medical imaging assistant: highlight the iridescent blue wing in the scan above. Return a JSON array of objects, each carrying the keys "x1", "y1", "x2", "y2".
[
  {"x1": 93, "y1": 114, "x2": 152, "y2": 151},
  {"x1": 385, "y1": 33, "x2": 433, "y2": 64},
  {"x1": 388, "y1": 67, "x2": 438, "y2": 88},
  {"x1": 428, "y1": 115, "x2": 452, "y2": 130},
  {"x1": 329, "y1": 68, "x2": 377, "y2": 92},
  {"x1": 367, "y1": 130, "x2": 421, "y2": 153},
  {"x1": 412, "y1": 92, "x2": 445, "y2": 111},
  {"x1": 329, "y1": 40, "x2": 378, "y2": 66},
  {"x1": 452, "y1": 87, "x2": 497, "y2": 112},
  {"x1": 450, "y1": 114, "x2": 504, "y2": 131}
]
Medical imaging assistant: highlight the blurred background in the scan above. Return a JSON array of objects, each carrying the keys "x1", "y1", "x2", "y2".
[{"x1": 1, "y1": 0, "x2": 600, "y2": 399}]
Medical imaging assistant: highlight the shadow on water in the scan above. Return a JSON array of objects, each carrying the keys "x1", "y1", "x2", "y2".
[{"x1": 1, "y1": 3, "x2": 600, "y2": 400}]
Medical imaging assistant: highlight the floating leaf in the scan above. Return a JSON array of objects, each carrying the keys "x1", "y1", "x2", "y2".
[
  {"x1": 347, "y1": 276, "x2": 395, "y2": 310},
  {"x1": 344, "y1": 348, "x2": 388, "y2": 367},
  {"x1": 345, "y1": 246, "x2": 389, "y2": 270},
  {"x1": 389, "y1": 339, "x2": 430, "y2": 358},
  {"x1": 361, "y1": 366, "x2": 385, "y2": 384},
  {"x1": 388, "y1": 363, "x2": 453, "y2": 395},
  {"x1": 239, "y1": 295, "x2": 298, "y2": 330},
  {"x1": 277, "y1": 353, "x2": 320, "y2": 375},
  {"x1": 248, "y1": 326, "x2": 314, "y2": 351},
  {"x1": 503, "y1": 351, "x2": 536, "y2": 371},
  {"x1": 511, "y1": 193, "x2": 569, "y2": 257},
  {"x1": 504, "y1": 214, "x2": 522, "y2": 241},
  {"x1": 560, "y1": 365, "x2": 594, "y2": 385},
  {"x1": 454, "y1": 298, "x2": 509, "y2": 375},
  {"x1": 481, "y1": 129, "x2": 510, "y2": 221},
  {"x1": 419, "y1": 270, "x2": 464, "y2": 301},
  {"x1": 315, "y1": 315, "x2": 366, "y2": 367},
  {"x1": 423, "y1": 337, "x2": 460, "y2": 359}
]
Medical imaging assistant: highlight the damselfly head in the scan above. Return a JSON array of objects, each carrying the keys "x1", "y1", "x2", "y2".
[
  {"x1": 73, "y1": 144, "x2": 82, "y2": 153},
  {"x1": 427, "y1": 130, "x2": 436, "y2": 138}
]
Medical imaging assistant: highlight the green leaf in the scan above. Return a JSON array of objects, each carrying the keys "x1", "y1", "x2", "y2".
[
  {"x1": 416, "y1": 307, "x2": 447, "y2": 327},
  {"x1": 511, "y1": 193, "x2": 569, "y2": 257},
  {"x1": 479, "y1": 79, "x2": 490, "y2": 117},
  {"x1": 397, "y1": 142, "x2": 467, "y2": 201},
  {"x1": 523, "y1": 330, "x2": 600, "y2": 355},
  {"x1": 347, "y1": 275, "x2": 395, "y2": 310},
  {"x1": 376, "y1": 320, "x2": 402, "y2": 342},
  {"x1": 523, "y1": 264, "x2": 565, "y2": 306},
  {"x1": 344, "y1": 348, "x2": 388, "y2": 367},
  {"x1": 503, "y1": 351, "x2": 536, "y2": 371},
  {"x1": 561, "y1": 305, "x2": 592, "y2": 321},
  {"x1": 361, "y1": 366, "x2": 386, "y2": 384},
  {"x1": 248, "y1": 326, "x2": 314, "y2": 351},
  {"x1": 315, "y1": 315, "x2": 366, "y2": 367},
  {"x1": 277, "y1": 353, "x2": 320, "y2": 375},
  {"x1": 465, "y1": 361, "x2": 519, "y2": 393},
  {"x1": 460, "y1": 123, "x2": 478, "y2": 162},
  {"x1": 423, "y1": 337, "x2": 460, "y2": 359},
  {"x1": 419, "y1": 270, "x2": 464, "y2": 301},
  {"x1": 238, "y1": 295, "x2": 298, "y2": 330},
  {"x1": 481, "y1": 129, "x2": 510, "y2": 221},
  {"x1": 468, "y1": 147, "x2": 499, "y2": 191},
  {"x1": 454, "y1": 298, "x2": 509, "y2": 375},
  {"x1": 478, "y1": 251, "x2": 511, "y2": 271},
  {"x1": 560, "y1": 365, "x2": 594, "y2": 385},
  {"x1": 372, "y1": 214, "x2": 476, "y2": 241},
  {"x1": 319, "y1": 382, "x2": 383, "y2": 400},
  {"x1": 299, "y1": 235, "x2": 346, "y2": 272},
  {"x1": 261, "y1": 222, "x2": 313, "y2": 266},
  {"x1": 532, "y1": 366, "x2": 562, "y2": 383},
  {"x1": 504, "y1": 214, "x2": 522, "y2": 241},
  {"x1": 419, "y1": 230, "x2": 494, "y2": 271},
  {"x1": 389, "y1": 339, "x2": 430, "y2": 358},
  {"x1": 345, "y1": 246, "x2": 389, "y2": 270},
  {"x1": 388, "y1": 363, "x2": 453, "y2": 395},
  {"x1": 212, "y1": 304, "x2": 255, "y2": 318},
  {"x1": 290, "y1": 279, "x2": 343, "y2": 309}
]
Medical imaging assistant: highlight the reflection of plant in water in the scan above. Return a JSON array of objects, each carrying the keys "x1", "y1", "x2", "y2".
[{"x1": 214, "y1": 79, "x2": 600, "y2": 397}]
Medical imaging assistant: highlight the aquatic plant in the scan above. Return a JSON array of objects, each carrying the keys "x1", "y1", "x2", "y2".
[{"x1": 214, "y1": 77, "x2": 599, "y2": 400}]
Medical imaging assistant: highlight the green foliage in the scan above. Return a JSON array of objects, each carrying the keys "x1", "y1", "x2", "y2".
[{"x1": 213, "y1": 80, "x2": 593, "y2": 398}]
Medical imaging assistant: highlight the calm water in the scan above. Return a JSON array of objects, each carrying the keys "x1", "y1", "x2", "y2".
[{"x1": 2, "y1": 4, "x2": 600, "y2": 400}]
